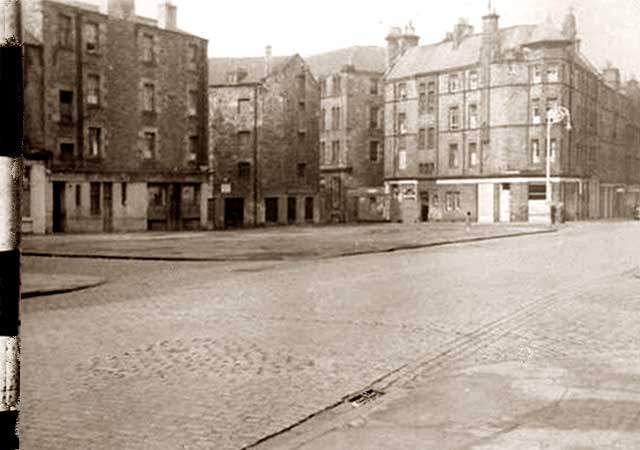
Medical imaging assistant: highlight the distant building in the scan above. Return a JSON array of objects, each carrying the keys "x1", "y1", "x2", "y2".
[
  {"x1": 23, "y1": 0, "x2": 209, "y2": 233},
  {"x1": 307, "y1": 46, "x2": 387, "y2": 223},
  {"x1": 23, "y1": 28, "x2": 50, "y2": 235},
  {"x1": 384, "y1": 10, "x2": 640, "y2": 224},
  {"x1": 208, "y1": 49, "x2": 320, "y2": 228}
]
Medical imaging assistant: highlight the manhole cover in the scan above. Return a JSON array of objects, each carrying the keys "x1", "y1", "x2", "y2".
[{"x1": 348, "y1": 388, "x2": 384, "y2": 407}]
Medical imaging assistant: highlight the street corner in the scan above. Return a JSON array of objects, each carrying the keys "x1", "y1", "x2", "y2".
[
  {"x1": 295, "y1": 362, "x2": 574, "y2": 450},
  {"x1": 22, "y1": 273, "x2": 106, "y2": 299},
  {"x1": 299, "y1": 359, "x2": 640, "y2": 450}
]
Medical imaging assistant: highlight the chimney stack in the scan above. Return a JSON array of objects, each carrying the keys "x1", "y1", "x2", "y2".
[
  {"x1": 603, "y1": 64, "x2": 621, "y2": 91},
  {"x1": 158, "y1": 1, "x2": 177, "y2": 30},
  {"x1": 481, "y1": 8, "x2": 500, "y2": 61},
  {"x1": 101, "y1": 0, "x2": 135, "y2": 20},
  {"x1": 453, "y1": 18, "x2": 474, "y2": 48},
  {"x1": 265, "y1": 45, "x2": 272, "y2": 76},
  {"x1": 398, "y1": 22, "x2": 420, "y2": 55},
  {"x1": 385, "y1": 26, "x2": 402, "y2": 68}
]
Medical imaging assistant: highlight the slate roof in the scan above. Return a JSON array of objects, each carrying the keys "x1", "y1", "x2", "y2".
[
  {"x1": 524, "y1": 19, "x2": 572, "y2": 46},
  {"x1": 305, "y1": 46, "x2": 387, "y2": 78},
  {"x1": 208, "y1": 55, "x2": 293, "y2": 85},
  {"x1": 388, "y1": 24, "x2": 544, "y2": 80}
]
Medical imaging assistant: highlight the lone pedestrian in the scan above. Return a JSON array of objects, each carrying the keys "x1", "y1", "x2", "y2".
[{"x1": 465, "y1": 211, "x2": 471, "y2": 233}]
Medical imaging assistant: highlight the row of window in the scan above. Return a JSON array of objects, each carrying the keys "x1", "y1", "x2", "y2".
[
  {"x1": 396, "y1": 104, "x2": 479, "y2": 136},
  {"x1": 56, "y1": 83, "x2": 199, "y2": 122},
  {"x1": 398, "y1": 97, "x2": 565, "y2": 134},
  {"x1": 320, "y1": 107, "x2": 342, "y2": 131},
  {"x1": 395, "y1": 64, "x2": 561, "y2": 103},
  {"x1": 148, "y1": 184, "x2": 201, "y2": 208},
  {"x1": 319, "y1": 141, "x2": 381, "y2": 165},
  {"x1": 320, "y1": 106, "x2": 383, "y2": 131},
  {"x1": 396, "y1": 71, "x2": 479, "y2": 101},
  {"x1": 57, "y1": 131, "x2": 199, "y2": 163},
  {"x1": 396, "y1": 138, "x2": 559, "y2": 172},
  {"x1": 319, "y1": 76, "x2": 381, "y2": 97},
  {"x1": 57, "y1": 13, "x2": 199, "y2": 68}
]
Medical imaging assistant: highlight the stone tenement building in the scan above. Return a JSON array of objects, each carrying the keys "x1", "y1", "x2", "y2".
[
  {"x1": 306, "y1": 46, "x2": 387, "y2": 223},
  {"x1": 208, "y1": 50, "x2": 320, "y2": 228},
  {"x1": 384, "y1": 10, "x2": 640, "y2": 224},
  {"x1": 23, "y1": 0, "x2": 209, "y2": 233}
]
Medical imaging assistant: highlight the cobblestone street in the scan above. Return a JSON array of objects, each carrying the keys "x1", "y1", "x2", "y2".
[{"x1": 20, "y1": 222, "x2": 640, "y2": 449}]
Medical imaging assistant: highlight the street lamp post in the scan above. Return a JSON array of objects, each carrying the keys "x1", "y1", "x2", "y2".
[{"x1": 545, "y1": 104, "x2": 572, "y2": 223}]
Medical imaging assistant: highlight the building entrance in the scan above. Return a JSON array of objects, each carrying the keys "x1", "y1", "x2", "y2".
[{"x1": 224, "y1": 198, "x2": 245, "y2": 228}]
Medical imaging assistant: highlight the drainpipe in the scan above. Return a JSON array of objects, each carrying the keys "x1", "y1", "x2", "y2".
[{"x1": 0, "y1": 1, "x2": 23, "y2": 447}]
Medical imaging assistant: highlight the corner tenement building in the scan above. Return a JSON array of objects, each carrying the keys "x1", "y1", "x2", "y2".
[
  {"x1": 306, "y1": 46, "x2": 387, "y2": 223},
  {"x1": 208, "y1": 50, "x2": 320, "y2": 228},
  {"x1": 384, "y1": 10, "x2": 640, "y2": 224},
  {"x1": 23, "y1": 0, "x2": 209, "y2": 233}
]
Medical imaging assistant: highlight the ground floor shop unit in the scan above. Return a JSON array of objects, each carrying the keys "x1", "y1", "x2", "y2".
[
  {"x1": 46, "y1": 174, "x2": 208, "y2": 233},
  {"x1": 319, "y1": 171, "x2": 387, "y2": 224},
  {"x1": 385, "y1": 177, "x2": 640, "y2": 224},
  {"x1": 210, "y1": 192, "x2": 320, "y2": 229}
]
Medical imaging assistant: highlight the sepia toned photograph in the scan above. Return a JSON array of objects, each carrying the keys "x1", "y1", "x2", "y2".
[{"x1": 1, "y1": 0, "x2": 639, "y2": 448}]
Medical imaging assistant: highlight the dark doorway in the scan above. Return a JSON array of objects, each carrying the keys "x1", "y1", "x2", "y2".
[
  {"x1": 103, "y1": 182, "x2": 113, "y2": 232},
  {"x1": 305, "y1": 197, "x2": 314, "y2": 222},
  {"x1": 265, "y1": 197, "x2": 279, "y2": 223},
  {"x1": 224, "y1": 198, "x2": 244, "y2": 228},
  {"x1": 207, "y1": 198, "x2": 215, "y2": 229},
  {"x1": 53, "y1": 182, "x2": 66, "y2": 232},
  {"x1": 287, "y1": 197, "x2": 297, "y2": 224},
  {"x1": 168, "y1": 183, "x2": 182, "y2": 231},
  {"x1": 420, "y1": 192, "x2": 429, "y2": 222},
  {"x1": 421, "y1": 204, "x2": 429, "y2": 222}
]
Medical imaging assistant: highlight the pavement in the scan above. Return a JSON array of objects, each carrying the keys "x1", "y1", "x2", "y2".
[
  {"x1": 22, "y1": 273, "x2": 106, "y2": 298},
  {"x1": 19, "y1": 221, "x2": 640, "y2": 450},
  {"x1": 22, "y1": 222, "x2": 553, "y2": 261}
]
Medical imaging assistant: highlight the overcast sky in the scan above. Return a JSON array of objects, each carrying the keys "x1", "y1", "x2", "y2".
[{"x1": 127, "y1": 0, "x2": 640, "y2": 79}]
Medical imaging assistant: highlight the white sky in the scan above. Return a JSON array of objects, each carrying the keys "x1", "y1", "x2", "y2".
[{"x1": 127, "y1": 0, "x2": 640, "y2": 79}]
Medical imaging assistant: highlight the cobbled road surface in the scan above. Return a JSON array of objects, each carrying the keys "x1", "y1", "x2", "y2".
[{"x1": 20, "y1": 222, "x2": 640, "y2": 450}]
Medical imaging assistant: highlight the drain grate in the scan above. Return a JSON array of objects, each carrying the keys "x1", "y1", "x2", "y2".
[{"x1": 348, "y1": 388, "x2": 384, "y2": 407}]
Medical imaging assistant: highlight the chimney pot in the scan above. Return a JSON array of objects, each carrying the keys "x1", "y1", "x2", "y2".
[
  {"x1": 158, "y1": 1, "x2": 177, "y2": 30},
  {"x1": 265, "y1": 45, "x2": 273, "y2": 76},
  {"x1": 101, "y1": 0, "x2": 135, "y2": 20}
]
